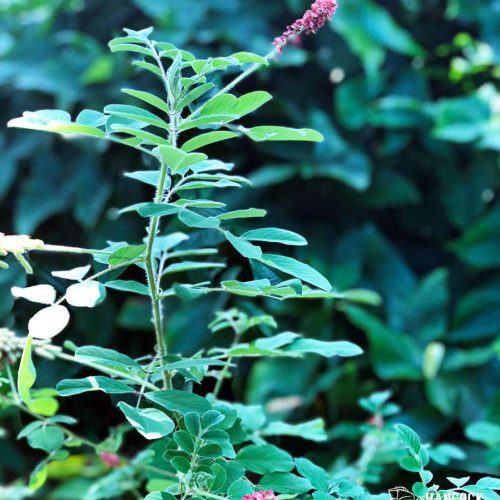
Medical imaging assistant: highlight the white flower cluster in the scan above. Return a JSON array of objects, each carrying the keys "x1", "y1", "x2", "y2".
[
  {"x1": 0, "y1": 233, "x2": 44, "y2": 273},
  {"x1": 0, "y1": 328, "x2": 25, "y2": 368}
]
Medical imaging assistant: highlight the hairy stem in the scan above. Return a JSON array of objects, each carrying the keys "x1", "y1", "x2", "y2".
[{"x1": 143, "y1": 39, "x2": 179, "y2": 390}]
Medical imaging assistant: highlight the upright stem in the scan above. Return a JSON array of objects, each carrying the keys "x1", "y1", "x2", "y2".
[
  {"x1": 143, "y1": 42, "x2": 273, "y2": 390},
  {"x1": 144, "y1": 158, "x2": 171, "y2": 389},
  {"x1": 213, "y1": 317, "x2": 241, "y2": 398},
  {"x1": 143, "y1": 39, "x2": 179, "y2": 390}
]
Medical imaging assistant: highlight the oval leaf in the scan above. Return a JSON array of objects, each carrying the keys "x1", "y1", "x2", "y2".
[
  {"x1": 28, "y1": 305, "x2": 70, "y2": 340},
  {"x1": 66, "y1": 281, "x2": 105, "y2": 308}
]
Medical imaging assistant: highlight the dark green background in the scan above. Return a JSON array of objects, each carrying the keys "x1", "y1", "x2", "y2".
[{"x1": 0, "y1": 0, "x2": 498, "y2": 489}]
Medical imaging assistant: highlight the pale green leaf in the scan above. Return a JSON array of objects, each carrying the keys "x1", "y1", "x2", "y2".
[{"x1": 241, "y1": 227, "x2": 307, "y2": 246}]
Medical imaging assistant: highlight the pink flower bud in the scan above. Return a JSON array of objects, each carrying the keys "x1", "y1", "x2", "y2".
[
  {"x1": 242, "y1": 491, "x2": 277, "y2": 500},
  {"x1": 99, "y1": 451, "x2": 120, "y2": 468},
  {"x1": 273, "y1": 0, "x2": 337, "y2": 54}
]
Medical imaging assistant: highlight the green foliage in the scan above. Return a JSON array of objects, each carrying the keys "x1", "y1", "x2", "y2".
[{"x1": 0, "y1": 0, "x2": 498, "y2": 498}]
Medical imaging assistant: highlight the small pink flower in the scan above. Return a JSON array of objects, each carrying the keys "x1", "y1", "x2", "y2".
[
  {"x1": 243, "y1": 491, "x2": 276, "y2": 500},
  {"x1": 273, "y1": 0, "x2": 338, "y2": 54},
  {"x1": 99, "y1": 451, "x2": 120, "y2": 468}
]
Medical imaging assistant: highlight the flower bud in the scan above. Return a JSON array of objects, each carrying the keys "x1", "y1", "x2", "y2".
[{"x1": 0, "y1": 328, "x2": 26, "y2": 369}]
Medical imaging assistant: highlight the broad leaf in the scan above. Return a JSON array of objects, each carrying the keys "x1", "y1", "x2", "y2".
[
  {"x1": 236, "y1": 444, "x2": 294, "y2": 474},
  {"x1": 145, "y1": 389, "x2": 212, "y2": 415},
  {"x1": 28, "y1": 305, "x2": 70, "y2": 340},
  {"x1": 260, "y1": 253, "x2": 331, "y2": 291},
  {"x1": 118, "y1": 402, "x2": 175, "y2": 440},
  {"x1": 66, "y1": 281, "x2": 106, "y2": 308},
  {"x1": 242, "y1": 126, "x2": 323, "y2": 142},
  {"x1": 75, "y1": 345, "x2": 142, "y2": 373},
  {"x1": 181, "y1": 131, "x2": 237, "y2": 152},
  {"x1": 108, "y1": 244, "x2": 146, "y2": 266},
  {"x1": 122, "y1": 88, "x2": 169, "y2": 113},
  {"x1": 241, "y1": 227, "x2": 307, "y2": 246},
  {"x1": 104, "y1": 280, "x2": 150, "y2": 296},
  {"x1": 57, "y1": 377, "x2": 134, "y2": 396}
]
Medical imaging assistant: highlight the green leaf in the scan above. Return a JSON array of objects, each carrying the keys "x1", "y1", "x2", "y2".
[
  {"x1": 243, "y1": 126, "x2": 323, "y2": 142},
  {"x1": 465, "y1": 421, "x2": 500, "y2": 446},
  {"x1": 29, "y1": 462, "x2": 48, "y2": 491},
  {"x1": 109, "y1": 43, "x2": 152, "y2": 56},
  {"x1": 178, "y1": 209, "x2": 221, "y2": 229},
  {"x1": 241, "y1": 227, "x2": 307, "y2": 246},
  {"x1": 184, "y1": 413, "x2": 201, "y2": 436},
  {"x1": 118, "y1": 402, "x2": 175, "y2": 440},
  {"x1": 105, "y1": 104, "x2": 169, "y2": 130},
  {"x1": 177, "y1": 179, "x2": 241, "y2": 190},
  {"x1": 343, "y1": 305, "x2": 423, "y2": 380},
  {"x1": 171, "y1": 456, "x2": 191, "y2": 474},
  {"x1": 227, "y1": 479, "x2": 254, "y2": 499},
  {"x1": 225, "y1": 232, "x2": 263, "y2": 259},
  {"x1": 260, "y1": 253, "x2": 331, "y2": 291},
  {"x1": 156, "y1": 145, "x2": 187, "y2": 172},
  {"x1": 217, "y1": 208, "x2": 267, "y2": 221},
  {"x1": 137, "y1": 203, "x2": 179, "y2": 218},
  {"x1": 450, "y1": 203, "x2": 500, "y2": 269},
  {"x1": 110, "y1": 125, "x2": 169, "y2": 145},
  {"x1": 476, "y1": 477, "x2": 500, "y2": 489},
  {"x1": 24, "y1": 426, "x2": 65, "y2": 453},
  {"x1": 108, "y1": 244, "x2": 146, "y2": 266},
  {"x1": 400, "y1": 456, "x2": 422, "y2": 472},
  {"x1": 121, "y1": 89, "x2": 169, "y2": 113},
  {"x1": 295, "y1": 458, "x2": 329, "y2": 492},
  {"x1": 133, "y1": 60, "x2": 163, "y2": 78},
  {"x1": 412, "y1": 482, "x2": 428, "y2": 497},
  {"x1": 236, "y1": 444, "x2": 294, "y2": 474},
  {"x1": 57, "y1": 377, "x2": 134, "y2": 397},
  {"x1": 179, "y1": 114, "x2": 239, "y2": 132},
  {"x1": 200, "y1": 94, "x2": 238, "y2": 116},
  {"x1": 174, "y1": 430, "x2": 196, "y2": 452},
  {"x1": 124, "y1": 170, "x2": 162, "y2": 187},
  {"x1": 198, "y1": 444, "x2": 223, "y2": 458},
  {"x1": 172, "y1": 283, "x2": 212, "y2": 300},
  {"x1": 75, "y1": 345, "x2": 142, "y2": 373},
  {"x1": 145, "y1": 389, "x2": 212, "y2": 415},
  {"x1": 231, "y1": 91, "x2": 272, "y2": 116},
  {"x1": 177, "y1": 83, "x2": 215, "y2": 111},
  {"x1": 285, "y1": 338, "x2": 363, "y2": 357},
  {"x1": 259, "y1": 472, "x2": 312, "y2": 494},
  {"x1": 105, "y1": 280, "x2": 150, "y2": 296},
  {"x1": 230, "y1": 51, "x2": 269, "y2": 65},
  {"x1": 395, "y1": 423, "x2": 422, "y2": 455},
  {"x1": 156, "y1": 357, "x2": 226, "y2": 371},
  {"x1": 181, "y1": 131, "x2": 238, "y2": 152},
  {"x1": 263, "y1": 419, "x2": 327, "y2": 443},
  {"x1": 8, "y1": 111, "x2": 105, "y2": 138},
  {"x1": 163, "y1": 261, "x2": 225, "y2": 274},
  {"x1": 17, "y1": 335, "x2": 36, "y2": 404},
  {"x1": 313, "y1": 493, "x2": 335, "y2": 500}
]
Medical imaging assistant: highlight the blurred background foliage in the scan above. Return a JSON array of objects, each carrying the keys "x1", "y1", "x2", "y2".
[{"x1": 0, "y1": 0, "x2": 498, "y2": 491}]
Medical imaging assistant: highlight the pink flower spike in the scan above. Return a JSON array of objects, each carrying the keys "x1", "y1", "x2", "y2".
[
  {"x1": 273, "y1": 0, "x2": 337, "y2": 54},
  {"x1": 242, "y1": 491, "x2": 277, "y2": 500},
  {"x1": 99, "y1": 451, "x2": 120, "y2": 468}
]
